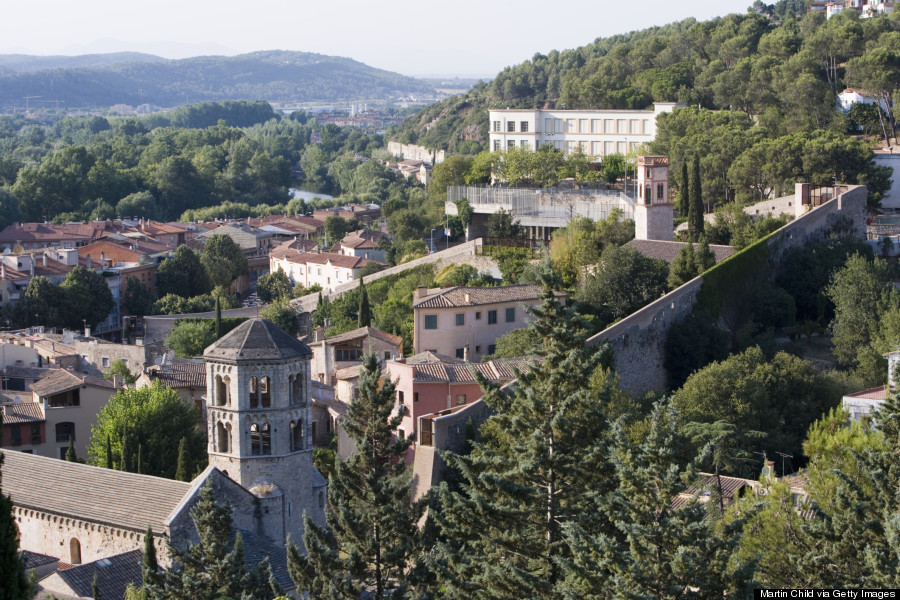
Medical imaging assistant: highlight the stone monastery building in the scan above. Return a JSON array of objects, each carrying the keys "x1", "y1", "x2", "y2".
[{"x1": 1, "y1": 318, "x2": 327, "y2": 594}]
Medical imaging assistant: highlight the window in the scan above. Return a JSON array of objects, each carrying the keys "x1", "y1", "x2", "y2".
[
  {"x1": 566, "y1": 119, "x2": 576, "y2": 133},
  {"x1": 544, "y1": 118, "x2": 553, "y2": 133},
  {"x1": 617, "y1": 119, "x2": 627, "y2": 134},
  {"x1": 455, "y1": 313, "x2": 465, "y2": 326},
  {"x1": 55, "y1": 422, "x2": 75, "y2": 443},
  {"x1": 398, "y1": 391, "x2": 405, "y2": 403},
  {"x1": 398, "y1": 428, "x2": 406, "y2": 440},
  {"x1": 456, "y1": 348, "x2": 465, "y2": 359},
  {"x1": 493, "y1": 120, "x2": 501, "y2": 132},
  {"x1": 475, "y1": 311, "x2": 482, "y2": 320},
  {"x1": 101, "y1": 357, "x2": 109, "y2": 367},
  {"x1": 9, "y1": 424, "x2": 20, "y2": 446},
  {"x1": 520, "y1": 121, "x2": 528, "y2": 132},
  {"x1": 630, "y1": 119, "x2": 641, "y2": 134},
  {"x1": 505, "y1": 307, "x2": 515, "y2": 322},
  {"x1": 455, "y1": 394, "x2": 467, "y2": 406},
  {"x1": 30, "y1": 424, "x2": 41, "y2": 445},
  {"x1": 520, "y1": 140, "x2": 529, "y2": 148},
  {"x1": 579, "y1": 119, "x2": 589, "y2": 133},
  {"x1": 291, "y1": 420, "x2": 303, "y2": 451},
  {"x1": 505, "y1": 120, "x2": 515, "y2": 132},
  {"x1": 507, "y1": 140, "x2": 515, "y2": 149},
  {"x1": 488, "y1": 310, "x2": 497, "y2": 324},
  {"x1": 592, "y1": 119, "x2": 602, "y2": 133},
  {"x1": 414, "y1": 392, "x2": 419, "y2": 403},
  {"x1": 384, "y1": 351, "x2": 391, "y2": 360},
  {"x1": 424, "y1": 315, "x2": 437, "y2": 329},
  {"x1": 493, "y1": 140, "x2": 501, "y2": 151},
  {"x1": 604, "y1": 119, "x2": 614, "y2": 133},
  {"x1": 657, "y1": 183, "x2": 664, "y2": 200}
]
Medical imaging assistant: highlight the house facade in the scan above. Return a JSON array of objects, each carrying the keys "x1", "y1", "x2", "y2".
[{"x1": 269, "y1": 248, "x2": 379, "y2": 293}]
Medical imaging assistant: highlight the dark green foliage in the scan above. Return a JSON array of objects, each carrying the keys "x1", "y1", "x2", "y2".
[
  {"x1": 66, "y1": 437, "x2": 77, "y2": 462},
  {"x1": 143, "y1": 526, "x2": 161, "y2": 592},
  {"x1": 87, "y1": 382, "x2": 207, "y2": 479},
  {"x1": 688, "y1": 156, "x2": 704, "y2": 242},
  {"x1": 105, "y1": 435, "x2": 113, "y2": 469},
  {"x1": 157, "y1": 246, "x2": 212, "y2": 299},
  {"x1": 165, "y1": 321, "x2": 218, "y2": 359},
  {"x1": 256, "y1": 268, "x2": 292, "y2": 303},
  {"x1": 175, "y1": 438, "x2": 191, "y2": 482},
  {"x1": 679, "y1": 161, "x2": 690, "y2": 218},
  {"x1": 0, "y1": 415, "x2": 35, "y2": 600},
  {"x1": 357, "y1": 277, "x2": 372, "y2": 327},
  {"x1": 123, "y1": 276, "x2": 155, "y2": 317},
  {"x1": 748, "y1": 282, "x2": 796, "y2": 330},
  {"x1": 57, "y1": 266, "x2": 115, "y2": 330},
  {"x1": 486, "y1": 209, "x2": 524, "y2": 239},
  {"x1": 491, "y1": 247, "x2": 533, "y2": 284},
  {"x1": 201, "y1": 234, "x2": 249, "y2": 290},
  {"x1": 259, "y1": 299, "x2": 299, "y2": 336},
  {"x1": 484, "y1": 326, "x2": 542, "y2": 360},
  {"x1": 664, "y1": 309, "x2": 729, "y2": 389},
  {"x1": 214, "y1": 296, "x2": 221, "y2": 339},
  {"x1": 288, "y1": 349, "x2": 427, "y2": 599},
  {"x1": 431, "y1": 269, "x2": 615, "y2": 599},
  {"x1": 92, "y1": 571, "x2": 101, "y2": 600}
]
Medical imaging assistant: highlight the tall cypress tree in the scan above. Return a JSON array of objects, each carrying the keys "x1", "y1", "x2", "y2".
[
  {"x1": 430, "y1": 267, "x2": 615, "y2": 599},
  {"x1": 287, "y1": 348, "x2": 427, "y2": 599},
  {"x1": 175, "y1": 437, "x2": 191, "y2": 482},
  {"x1": 357, "y1": 277, "x2": 372, "y2": 328},
  {"x1": 92, "y1": 571, "x2": 102, "y2": 600},
  {"x1": 136, "y1": 444, "x2": 143, "y2": 475},
  {"x1": 66, "y1": 436, "x2": 77, "y2": 462},
  {"x1": 105, "y1": 434, "x2": 113, "y2": 469},
  {"x1": 695, "y1": 235, "x2": 716, "y2": 272},
  {"x1": 680, "y1": 160, "x2": 690, "y2": 218},
  {"x1": 142, "y1": 525, "x2": 161, "y2": 593},
  {"x1": 121, "y1": 424, "x2": 131, "y2": 472},
  {"x1": 214, "y1": 295, "x2": 222, "y2": 339},
  {"x1": 688, "y1": 156, "x2": 704, "y2": 242},
  {"x1": 0, "y1": 415, "x2": 34, "y2": 600}
]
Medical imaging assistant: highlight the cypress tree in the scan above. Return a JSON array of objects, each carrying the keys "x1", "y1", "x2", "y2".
[
  {"x1": 668, "y1": 243, "x2": 698, "y2": 289},
  {"x1": 66, "y1": 436, "x2": 77, "y2": 462},
  {"x1": 121, "y1": 424, "x2": 130, "y2": 472},
  {"x1": 142, "y1": 525, "x2": 160, "y2": 592},
  {"x1": 214, "y1": 295, "x2": 222, "y2": 339},
  {"x1": 105, "y1": 434, "x2": 113, "y2": 469},
  {"x1": 136, "y1": 444, "x2": 143, "y2": 475},
  {"x1": 175, "y1": 437, "x2": 191, "y2": 482},
  {"x1": 680, "y1": 160, "x2": 690, "y2": 218},
  {"x1": 0, "y1": 415, "x2": 34, "y2": 600},
  {"x1": 92, "y1": 571, "x2": 102, "y2": 600},
  {"x1": 688, "y1": 156, "x2": 704, "y2": 241},
  {"x1": 430, "y1": 266, "x2": 615, "y2": 599},
  {"x1": 357, "y1": 277, "x2": 371, "y2": 328},
  {"x1": 288, "y1": 348, "x2": 427, "y2": 599},
  {"x1": 695, "y1": 235, "x2": 716, "y2": 273}
]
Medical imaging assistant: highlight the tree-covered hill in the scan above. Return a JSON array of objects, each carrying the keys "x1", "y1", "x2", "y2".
[
  {"x1": 0, "y1": 52, "x2": 166, "y2": 73},
  {"x1": 391, "y1": 0, "x2": 899, "y2": 153},
  {"x1": 0, "y1": 50, "x2": 437, "y2": 108}
]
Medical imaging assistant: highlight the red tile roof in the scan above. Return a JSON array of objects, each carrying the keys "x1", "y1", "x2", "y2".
[
  {"x1": 413, "y1": 285, "x2": 554, "y2": 309},
  {"x1": 0, "y1": 401, "x2": 44, "y2": 424}
]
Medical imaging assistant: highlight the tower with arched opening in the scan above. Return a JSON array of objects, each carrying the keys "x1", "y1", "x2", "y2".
[{"x1": 204, "y1": 318, "x2": 326, "y2": 544}]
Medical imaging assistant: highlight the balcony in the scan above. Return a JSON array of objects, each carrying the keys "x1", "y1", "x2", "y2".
[{"x1": 55, "y1": 433, "x2": 74, "y2": 443}]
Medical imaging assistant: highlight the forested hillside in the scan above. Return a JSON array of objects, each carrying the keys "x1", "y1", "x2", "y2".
[
  {"x1": 391, "y1": 1, "x2": 897, "y2": 153},
  {"x1": 0, "y1": 50, "x2": 437, "y2": 108}
]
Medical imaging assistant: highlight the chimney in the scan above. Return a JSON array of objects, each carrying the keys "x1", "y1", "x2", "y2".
[
  {"x1": 1, "y1": 264, "x2": 5, "y2": 279},
  {"x1": 42, "y1": 253, "x2": 47, "y2": 267},
  {"x1": 416, "y1": 286, "x2": 426, "y2": 300},
  {"x1": 84, "y1": 324, "x2": 91, "y2": 338},
  {"x1": 29, "y1": 258, "x2": 34, "y2": 277},
  {"x1": 86, "y1": 254, "x2": 91, "y2": 269},
  {"x1": 463, "y1": 346, "x2": 469, "y2": 362},
  {"x1": 464, "y1": 293, "x2": 471, "y2": 303}
]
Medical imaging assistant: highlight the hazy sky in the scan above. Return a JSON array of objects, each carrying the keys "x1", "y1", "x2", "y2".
[{"x1": 2, "y1": 0, "x2": 754, "y2": 77}]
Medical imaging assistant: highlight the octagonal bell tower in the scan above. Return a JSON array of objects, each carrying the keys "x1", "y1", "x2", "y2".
[
  {"x1": 204, "y1": 318, "x2": 326, "y2": 544},
  {"x1": 634, "y1": 155, "x2": 674, "y2": 241}
]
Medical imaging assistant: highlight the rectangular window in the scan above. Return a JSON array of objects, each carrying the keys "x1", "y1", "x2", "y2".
[
  {"x1": 455, "y1": 313, "x2": 465, "y2": 326},
  {"x1": 101, "y1": 357, "x2": 109, "y2": 367},
  {"x1": 520, "y1": 140, "x2": 529, "y2": 148},
  {"x1": 505, "y1": 307, "x2": 515, "y2": 322},
  {"x1": 592, "y1": 141, "x2": 603, "y2": 155},
  {"x1": 507, "y1": 140, "x2": 515, "y2": 149},
  {"x1": 455, "y1": 394, "x2": 467, "y2": 406},
  {"x1": 520, "y1": 121, "x2": 528, "y2": 132},
  {"x1": 398, "y1": 428, "x2": 405, "y2": 440},
  {"x1": 657, "y1": 183, "x2": 664, "y2": 200},
  {"x1": 544, "y1": 118, "x2": 553, "y2": 133},
  {"x1": 566, "y1": 141, "x2": 577, "y2": 154},
  {"x1": 488, "y1": 310, "x2": 497, "y2": 324},
  {"x1": 398, "y1": 391, "x2": 405, "y2": 403},
  {"x1": 475, "y1": 345, "x2": 481, "y2": 353},
  {"x1": 566, "y1": 119, "x2": 576, "y2": 133},
  {"x1": 475, "y1": 311, "x2": 482, "y2": 320},
  {"x1": 642, "y1": 119, "x2": 650, "y2": 134},
  {"x1": 414, "y1": 392, "x2": 419, "y2": 403},
  {"x1": 456, "y1": 348, "x2": 465, "y2": 359},
  {"x1": 30, "y1": 424, "x2": 40, "y2": 445},
  {"x1": 488, "y1": 344, "x2": 496, "y2": 355},
  {"x1": 493, "y1": 120, "x2": 501, "y2": 132},
  {"x1": 424, "y1": 315, "x2": 437, "y2": 329},
  {"x1": 555, "y1": 118, "x2": 563, "y2": 133},
  {"x1": 507, "y1": 121, "x2": 515, "y2": 132},
  {"x1": 617, "y1": 119, "x2": 627, "y2": 134},
  {"x1": 579, "y1": 119, "x2": 589, "y2": 133},
  {"x1": 592, "y1": 119, "x2": 603, "y2": 133},
  {"x1": 630, "y1": 119, "x2": 641, "y2": 134},
  {"x1": 493, "y1": 140, "x2": 501, "y2": 151},
  {"x1": 617, "y1": 141, "x2": 627, "y2": 154}
]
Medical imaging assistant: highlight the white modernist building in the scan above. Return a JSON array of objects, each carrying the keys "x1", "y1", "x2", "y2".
[{"x1": 487, "y1": 103, "x2": 681, "y2": 157}]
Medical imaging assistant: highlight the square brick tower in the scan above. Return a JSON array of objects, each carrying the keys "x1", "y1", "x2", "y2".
[{"x1": 634, "y1": 155, "x2": 674, "y2": 241}]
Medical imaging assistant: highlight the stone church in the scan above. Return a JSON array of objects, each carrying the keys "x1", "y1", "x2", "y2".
[{"x1": 1, "y1": 318, "x2": 327, "y2": 596}]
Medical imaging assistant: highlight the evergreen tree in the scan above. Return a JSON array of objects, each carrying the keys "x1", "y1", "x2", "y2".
[
  {"x1": 105, "y1": 434, "x2": 113, "y2": 469},
  {"x1": 430, "y1": 267, "x2": 615, "y2": 600},
  {"x1": 121, "y1": 424, "x2": 130, "y2": 472},
  {"x1": 175, "y1": 437, "x2": 191, "y2": 482},
  {"x1": 0, "y1": 415, "x2": 34, "y2": 600},
  {"x1": 566, "y1": 401, "x2": 754, "y2": 598},
  {"x1": 136, "y1": 444, "x2": 143, "y2": 475},
  {"x1": 695, "y1": 235, "x2": 716, "y2": 272},
  {"x1": 92, "y1": 571, "x2": 101, "y2": 600},
  {"x1": 668, "y1": 243, "x2": 697, "y2": 289},
  {"x1": 287, "y1": 348, "x2": 427, "y2": 599},
  {"x1": 357, "y1": 277, "x2": 372, "y2": 328},
  {"x1": 680, "y1": 161, "x2": 690, "y2": 218},
  {"x1": 160, "y1": 481, "x2": 280, "y2": 600},
  {"x1": 688, "y1": 156, "x2": 704, "y2": 242},
  {"x1": 142, "y1": 525, "x2": 161, "y2": 595},
  {"x1": 214, "y1": 295, "x2": 222, "y2": 339},
  {"x1": 66, "y1": 436, "x2": 77, "y2": 462}
]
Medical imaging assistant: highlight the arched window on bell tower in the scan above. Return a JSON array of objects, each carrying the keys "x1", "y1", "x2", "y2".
[
  {"x1": 216, "y1": 421, "x2": 231, "y2": 453},
  {"x1": 261, "y1": 377, "x2": 271, "y2": 407},
  {"x1": 290, "y1": 419, "x2": 303, "y2": 451}
]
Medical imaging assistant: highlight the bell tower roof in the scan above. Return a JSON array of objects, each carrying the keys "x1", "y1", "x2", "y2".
[{"x1": 204, "y1": 318, "x2": 311, "y2": 362}]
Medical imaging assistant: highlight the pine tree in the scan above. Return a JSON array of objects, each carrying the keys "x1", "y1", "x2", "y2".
[
  {"x1": 105, "y1": 434, "x2": 113, "y2": 469},
  {"x1": 566, "y1": 401, "x2": 753, "y2": 598},
  {"x1": 92, "y1": 571, "x2": 101, "y2": 600},
  {"x1": 287, "y1": 348, "x2": 427, "y2": 599},
  {"x1": 0, "y1": 414, "x2": 34, "y2": 600},
  {"x1": 66, "y1": 436, "x2": 77, "y2": 462},
  {"x1": 695, "y1": 235, "x2": 716, "y2": 272},
  {"x1": 680, "y1": 161, "x2": 690, "y2": 218},
  {"x1": 688, "y1": 156, "x2": 704, "y2": 242},
  {"x1": 430, "y1": 267, "x2": 615, "y2": 600},
  {"x1": 357, "y1": 277, "x2": 372, "y2": 328},
  {"x1": 175, "y1": 437, "x2": 191, "y2": 482},
  {"x1": 667, "y1": 243, "x2": 697, "y2": 289}
]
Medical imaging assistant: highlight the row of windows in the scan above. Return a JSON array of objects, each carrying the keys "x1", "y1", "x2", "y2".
[
  {"x1": 493, "y1": 139, "x2": 640, "y2": 156},
  {"x1": 454, "y1": 344, "x2": 495, "y2": 358},
  {"x1": 493, "y1": 118, "x2": 650, "y2": 135},
  {"x1": 425, "y1": 308, "x2": 515, "y2": 330}
]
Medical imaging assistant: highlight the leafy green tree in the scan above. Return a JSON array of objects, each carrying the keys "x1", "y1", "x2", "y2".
[
  {"x1": 116, "y1": 191, "x2": 159, "y2": 220},
  {"x1": 165, "y1": 320, "x2": 218, "y2": 358},
  {"x1": 566, "y1": 401, "x2": 753, "y2": 599},
  {"x1": 123, "y1": 277, "x2": 155, "y2": 317},
  {"x1": 257, "y1": 268, "x2": 292, "y2": 303},
  {"x1": 431, "y1": 271, "x2": 614, "y2": 599},
  {"x1": 103, "y1": 359, "x2": 136, "y2": 385},
  {"x1": 19, "y1": 275, "x2": 64, "y2": 327},
  {"x1": 484, "y1": 327, "x2": 541, "y2": 360},
  {"x1": 845, "y1": 31, "x2": 900, "y2": 148},
  {"x1": 486, "y1": 209, "x2": 524, "y2": 239},
  {"x1": 576, "y1": 245, "x2": 668, "y2": 328},
  {"x1": 679, "y1": 161, "x2": 690, "y2": 217},
  {"x1": 157, "y1": 246, "x2": 212, "y2": 299},
  {"x1": 288, "y1": 349, "x2": 427, "y2": 599},
  {"x1": 158, "y1": 481, "x2": 279, "y2": 600},
  {"x1": 58, "y1": 265, "x2": 115, "y2": 330},
  {"x1": 0, "y1": 414, "x2": 37, "y2": 600},
  {"x1": 87, "y1": 382, "x2": 206, "y2": 479},
  {"x1": 92, "y1": 572, "x2": 101, "y2": 600},
  {"x1": 259, "y1": 299, "x2": 299, "y2": 336},
  {"x1": 201, "y1": 234, "x2": 249, "y2": 290},
  {"x1": 491, "y1": 247, "x2": 532, "y2": 284}
]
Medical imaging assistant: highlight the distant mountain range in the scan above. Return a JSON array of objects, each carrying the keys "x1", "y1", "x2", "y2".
[{"x1": 0, "y1": 50, "x2": 437, "y2": 109}]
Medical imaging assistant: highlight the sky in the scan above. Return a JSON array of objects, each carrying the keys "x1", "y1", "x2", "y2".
[{"x1": 1, "y1": 0, "x2": 755, "y2": 78}]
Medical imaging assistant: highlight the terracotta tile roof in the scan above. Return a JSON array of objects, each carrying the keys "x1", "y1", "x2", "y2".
[
  {"x1": 843, "y1": 385, "x2": 889, "y2": 400},
  {"x1": 279, "y1": 250, "x2": 378, "y2": 270},
  {"x1": 0, "y1": 451, "x2": 191, "y2": 532},
  {"x1": 413, "y1": 285, "x2": 552, "y2": 309},
  {"x1": 2, "y1": 366, "x2": 50, "y2": 380},
  {"x1": 30, "y1": 369, "x2": 115, "y2": 397},
  {"x1": 313, "y1": 326, "x2": 402, "y2": 348},
  {"x1": 0, "y1": 401, "x2": 44, "y2": 424},
  {"x1": 340, "y1": 229, "x2": 387, "y2": 250},
  {"x1": 399, "y1": 355, "x2": 540, "y2": 384},
  {"x1": 624, "y1": 239, "x2": 737, "y2": 264},
  {"x1": 146, "y1": 361, "x2": 206, "y2": 389},
  {"x1": 679, "y1": 473, "x2": 756, "y2": 499},
  {"x1": 41, "y1": 550, "x2": 143, "y2": 600},
  {"x1": 335, "y1": 364, "x2": 362, "y2": 380},
  {"x1": 269, "y1": 239, "x2": 319, "y2": 261}
]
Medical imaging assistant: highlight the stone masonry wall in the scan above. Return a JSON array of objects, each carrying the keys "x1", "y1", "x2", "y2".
[{"x1": 589, "y1": 185, "x2": 867, "y2": 396}]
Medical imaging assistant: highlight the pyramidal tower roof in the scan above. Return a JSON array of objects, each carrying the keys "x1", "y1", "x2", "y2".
[{"x1": 203, "y1": 318, "x2": 311, "y2": 362}]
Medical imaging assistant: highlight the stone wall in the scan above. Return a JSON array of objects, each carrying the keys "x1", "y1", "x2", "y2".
[
  {"x1": 589, "y1": 185, "x2": 868, "y2": 396},
  {"x1": 386, "y1": 141, "x2": 445, "y2": 164},
  {"x1": 143, "y1": 306, "x2": 260, "y2": 346}
]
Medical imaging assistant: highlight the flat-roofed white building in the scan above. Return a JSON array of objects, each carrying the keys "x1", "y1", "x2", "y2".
[{"x1": 487, "y1": 103, "x2": 681, "y2": 157}]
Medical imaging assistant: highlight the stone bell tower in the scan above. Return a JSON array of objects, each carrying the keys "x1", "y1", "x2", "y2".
[
  {"x1": 634, "y1": 155, "x2": 674, "y2": 241},
  {"x1": 203, "y1": 318, "x2": 326, "y2": 544}
]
